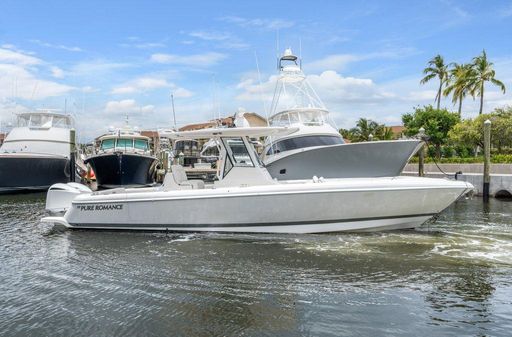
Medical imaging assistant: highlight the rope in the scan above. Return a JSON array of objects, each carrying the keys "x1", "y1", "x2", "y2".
[{"x1": 422, "y1": 138, "x2": 462, "y2": 180}]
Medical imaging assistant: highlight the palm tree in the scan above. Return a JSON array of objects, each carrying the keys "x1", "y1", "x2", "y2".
[
  {"x1": 471, "y1": 50, "x2": 506, "y2": 115},
  {"x1": 420, "y1": 55, "x2": 449, "y2": 110},
  {"x1": 349, "y1": 118, "x2": 385, "y2": 142},
  {"x1": 443, "y1": 63, "x2": 474, "y2": 117}
]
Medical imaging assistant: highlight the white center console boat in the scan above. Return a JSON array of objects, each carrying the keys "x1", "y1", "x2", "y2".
[{"x1": 42, "y1": 127, "x2": 473, "y2": 233}]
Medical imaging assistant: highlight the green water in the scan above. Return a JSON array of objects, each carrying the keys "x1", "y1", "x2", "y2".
[{"x1": 0, "y1": 194, "x2": 511, "y2": 336}]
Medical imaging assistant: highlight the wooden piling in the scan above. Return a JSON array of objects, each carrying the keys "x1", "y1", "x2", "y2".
[
  {"x1": 69, "y1": 128, "x2": 76, "y2": 182},
  {"x1": 483, "y1": 119, "x2": 491, "y2": 202}
]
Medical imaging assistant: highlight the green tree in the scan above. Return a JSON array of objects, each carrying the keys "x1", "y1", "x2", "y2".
[
  {"x1": 347, "y1": 118, "x2": 391, "y2": 142},
  {"x1": 420, "y1": 55, "x2": 449, "y2": 110},
  {"x1": 471, "y1": 50, "x2": 506, "y2": 115},
  {"x1": 443, "y1": 63, "x2": 474, "y2": 117},
  {"x1": 338, "y1": 128, "x2": 352, "y2": 140},
  {"x1": 402, "y1": 105, "x2": 460, "y2": 158},
  {"x1": 449, "y1": 106, "x2": 512, "y2": 151},
  {"x1": 376, "y1": 126, "x2": 394, "y2": 140}
]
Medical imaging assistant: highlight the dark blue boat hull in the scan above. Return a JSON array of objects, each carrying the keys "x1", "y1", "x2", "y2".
[
  {"x1": 0, "y1": 155, "x2": 70, "y2": 194},
  {"x1": 85, "y1": 152, "x2": 157, "y2": 189}
]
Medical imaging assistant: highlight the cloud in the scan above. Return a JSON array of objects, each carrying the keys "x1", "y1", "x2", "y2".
[
  {"x1": 305, "y1": 48, "x2": 419, "y2": 73},
  {"x1": 0, "y1": 47, "x2": 41, "y2": 65},
  {"x1": 51, "y1": 66, "x2": 64, "y2": 78},
  {"x1": 111, "y1": 76, "x2": 194, "y2": 97},
  {"x1": 236, "y1": 70, "x2": 393, "y2": 104},
  {"x1": 111, "y1": 77, "x2": 171, "y2": 94},
  {"x1": 189, "y1": 31, "x2": 231, "y2": 41},
  {"x1": 305, "y1": 54, "x2": 361, "y2": 72},
  {"x1": 119, "y1": 41, "x2": 166, "y2": 49},
  {"x1": 187, "y1": 31, "x2": 250, "y2": 50},
  {"x1": 69, "y1": 60, "x2": 133, "y2": 77},
  {"x1": 219, "y1": 16, "x2": 294, "y2": 30},
  {"x1": 104, "y1": 99, "x2": 155, "y2": 114},
  {"x1": 0, "y1": 64, "x2": 74, "y2": 100},
  {"x1": 150, "y1": 52, "x2": 227, "y2": 66},
  {"x1": 29, "y1": 39, "x2": 83, "y2": 52},
  {"x1": 173, "y1": 87, "x2": 194, "y2": 98},
  {"x1": 0, "y1": 47, "x2": 74, "y2": 100}
]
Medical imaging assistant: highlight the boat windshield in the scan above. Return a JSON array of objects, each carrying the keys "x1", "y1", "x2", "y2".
[
  {"x1": 266, "y1": 135, "x2": 344, "y2": 155},
  {"x1": 116, "y1": 138, "x2": 133, "y2": 149},
  {"x1": 17, "y1": 114, "x2": 72, "y2": 129},
  {"x1": 100, "y1": 139, "x2": 115, "y2": 150},
  {"x1": 269, "y1": 109, "x2": 329, "y2": 126},
  {"x1": 134, "y1": 139, "x2": 149, "y2": 150},
  {"x1": 52, "y1": 116, "x2": 72, "y2": 128},
  {"x1": 222, "y1": 137, "x2": 254, "y2": 167}
]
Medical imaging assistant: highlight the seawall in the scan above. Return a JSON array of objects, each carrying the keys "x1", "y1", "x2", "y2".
[{"x1": 403, "y1": 163, "x2": 512, "y2": 197}]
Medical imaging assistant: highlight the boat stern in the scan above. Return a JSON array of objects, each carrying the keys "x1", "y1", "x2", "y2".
[{"x1": 45, "y1": 182, "x2": 92, "y2": 214}]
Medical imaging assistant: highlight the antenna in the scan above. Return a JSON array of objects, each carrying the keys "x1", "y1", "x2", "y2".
[
  {"x1": 30, "y1": 81, "x2": 39, "y2": 100},
  {"x1": 170, "y1": 92, "x2": 177, "y2": 130},
  {"x1": 299, "y1": 37, "x2": 303, "y2": 69},
  {"x1": 254, "y1": 51, "x2": 270, "y2": 126},
  {"x1": 276, "y1": 29, "x2": 280, "y2": 70}
]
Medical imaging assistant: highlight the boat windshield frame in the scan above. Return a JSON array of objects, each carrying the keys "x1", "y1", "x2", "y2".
[
  {"x1": 16, "y1": 113, "x2": 73, "y2": 129},
  {"x1": 98, "y1": 136, "x2": 150, "y2": 154},
  {"x1": 269, "y1": 109, "x2": 330, "y2": 127}
]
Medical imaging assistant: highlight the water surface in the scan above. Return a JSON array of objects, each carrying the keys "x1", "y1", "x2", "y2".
[{"x1": 0, "y1": 194, "x2": 511, "y2": 336}]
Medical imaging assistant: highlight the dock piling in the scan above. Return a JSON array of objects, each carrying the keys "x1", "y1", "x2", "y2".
[
  {"x1": 70, "y1": 128, "x2": 76, "y2": 183},
  {"x1": 418, "y1": 127, "x2": 425, "y2": 177},
  {"x1": 483, "y1": 119, "x2": 491, "y2": 202}
]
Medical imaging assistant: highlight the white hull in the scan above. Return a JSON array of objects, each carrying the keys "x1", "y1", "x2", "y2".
[{"x1": 42, "y1": 177, "x2": 472, "y2": 233}]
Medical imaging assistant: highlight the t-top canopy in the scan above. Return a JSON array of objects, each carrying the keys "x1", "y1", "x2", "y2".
[{"x1": 160, "y1": 126, "x2": 299, "y2": 140}]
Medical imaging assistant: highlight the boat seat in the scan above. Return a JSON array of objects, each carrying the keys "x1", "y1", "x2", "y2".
[{"x1": 162, "y1": 165, "x2": 205, "y2": 190}]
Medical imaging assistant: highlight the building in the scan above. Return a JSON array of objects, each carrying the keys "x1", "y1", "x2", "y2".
[
  {"x1": 179, "y1": 112, "x2": 267, "y2": 131},
  {"x1": 179, "y1": 117, "x2": 234, "y2": 131},
  {"x1": 388, "y1": 125, "x2": 406, "y2": 139}
]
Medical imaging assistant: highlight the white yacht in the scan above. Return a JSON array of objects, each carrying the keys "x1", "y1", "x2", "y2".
[
  {"x1": 85, "y1": 121, "x2": 158, "y2": 189},
  {"x1": 0, "y1": 110, "x2": 75, "y2": 193},
  {"x1": 42, "y1": 127, "x2": 473, "y2": 233},
  {"x1": 262, "y1": 49, "x2": 422, "y2": 180}
]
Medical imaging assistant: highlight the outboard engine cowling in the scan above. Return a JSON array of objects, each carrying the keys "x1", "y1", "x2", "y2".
[{"x1": 46, "y1": 183, "x2": 92, "y2": 214}]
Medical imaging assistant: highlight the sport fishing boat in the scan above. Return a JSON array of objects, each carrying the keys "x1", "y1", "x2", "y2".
[
  {"x1": 42, "y1": 127, "x2": 473, "y2": 233},
  {"x1": 262, "y1": 49, "x2": 422, "y2": 180},
  {"x1": 84, "y1": 121, "x2": 158, "y2": 189},
  {"x1": 0, "y1": 110, "x2": 75, "y2": 193}
]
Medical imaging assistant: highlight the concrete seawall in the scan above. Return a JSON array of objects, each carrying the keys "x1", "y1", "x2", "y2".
[{"x1": 403, "y1": 163, "x2": 512, "y2": 197}]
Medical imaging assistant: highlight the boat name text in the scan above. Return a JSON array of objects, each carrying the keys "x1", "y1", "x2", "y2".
[{"x1": 76, "y1": 204, "x2": 123, "y2": 211}]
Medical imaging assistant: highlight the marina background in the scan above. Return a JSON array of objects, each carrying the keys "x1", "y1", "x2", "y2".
[{"x1": 0, "y1": 1, "x2": 511, "y2": 141}]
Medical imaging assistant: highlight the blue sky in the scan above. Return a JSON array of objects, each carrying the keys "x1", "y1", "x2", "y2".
[{"x1": 0, "y1": 0, "x2": 511, "y2": 140}]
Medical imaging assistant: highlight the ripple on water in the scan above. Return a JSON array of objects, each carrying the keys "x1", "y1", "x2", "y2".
[{"x1": 1, "y1": 196, "x2": 512, "y2": 337}]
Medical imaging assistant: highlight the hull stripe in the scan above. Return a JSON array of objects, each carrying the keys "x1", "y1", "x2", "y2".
[{"x1": 70, "y1": 213, "x2": 436, "y2": 229}]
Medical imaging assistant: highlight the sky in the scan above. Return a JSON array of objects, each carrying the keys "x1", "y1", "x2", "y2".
[{"x1": 0, "y1": 0, "x2": 511, "y2": 141}]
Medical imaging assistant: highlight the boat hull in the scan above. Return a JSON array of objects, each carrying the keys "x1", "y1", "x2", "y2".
[
  {"x1": 0, "y1": 154, "x2": 70, "y2": 194},
  {"x1": 265, "y1": 140, "x2": 423, "y2": 180},
  {"x1": 44, "y1": 177, "x2": 472, "y2": 233},
  {"x1": 85, "y1": 153, "x2": 157, "y2": 189}
]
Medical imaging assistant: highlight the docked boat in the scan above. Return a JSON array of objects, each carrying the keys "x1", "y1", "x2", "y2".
[
  {"x1": 42, "y1": 127, "x2": 473, "y2": 233},
  {"x1": 84, "y1": 123, "x2": 158, "y2": 189},
  {"x1": 262, "y1": 49, "x2": 422, "y2": 180},
  {"x1": 0, "y1": 110, "x2": 75, "y2": 193}
]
